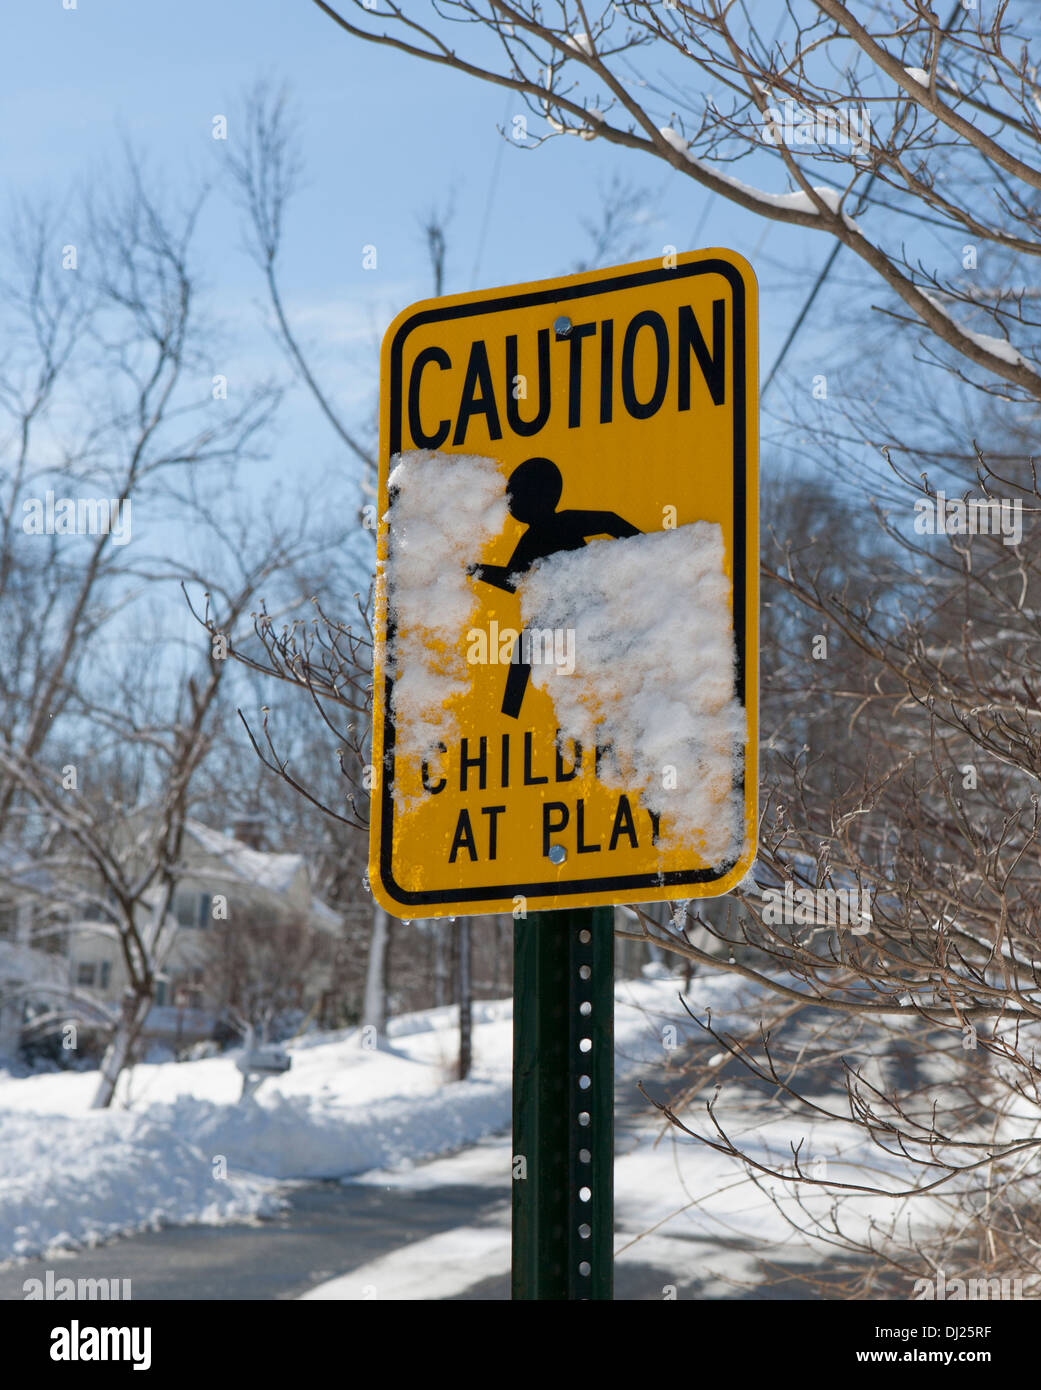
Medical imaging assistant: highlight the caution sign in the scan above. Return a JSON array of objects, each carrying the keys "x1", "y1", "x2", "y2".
[{"x1": 370, "y1": 249, "x2": 757, "y2": 918}]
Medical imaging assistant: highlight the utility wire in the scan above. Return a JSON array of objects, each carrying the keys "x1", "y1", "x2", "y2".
[
  {"x1": 761, "y1": 238, "x2": 845, "y2": 398},
  {"x1": 471, "y1": 94, "x2": 514, "y2": 288},
  {"x1": 761, "y1": 0, "x2": 966, "y2": 399}
]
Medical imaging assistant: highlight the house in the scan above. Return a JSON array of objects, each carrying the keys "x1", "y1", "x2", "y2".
[
  {"x1": 0, "y1": 850, "x2": 87, "y2": 1058},
  {"x1": 2, "y1": 818, "x2": 343, "y2": 1054}
]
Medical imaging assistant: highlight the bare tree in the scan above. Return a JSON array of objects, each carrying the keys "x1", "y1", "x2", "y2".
[
  {"x1": 573, "y1": 172, "x2": 656, "y2": 272},
  {"x1": 310, "y1": 0, "x2": 1041, "y2": 398},
  {"x1": 420, "y1": 194, "x2": 456, "y2": 298},
  {"x1": 222, "y1": 86, "x2": 508, "y2": 1051},
  {"x1": 225, "y1": 81, "x2": 374, "y2": 475},
  {"x1": 0, "y1": 144, "x2": 350, "y2": 1103},
  {"x1": 1, "y1": 547, "x2": 321, "y2": 1108},
  {"x1": 223, "y1": 83, "x2": 408, "y2": 1044},
  {"x1": 210, "y1": 907, "x2": 330, "y2": 1043},
  {"x1": 300, "y1": 0, "x2": 1041, "y2": 1285},
  {"x1": 603, "y1": 434, "x2": 1041, "y2": 1289},
  {"x1": 0, "y1": 155, "x2": 280, "y2": 832}
]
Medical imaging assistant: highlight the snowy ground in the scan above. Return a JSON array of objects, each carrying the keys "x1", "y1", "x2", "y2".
[{"x1": 0, "y1": 971, "x2": 939, "y2": 1295}]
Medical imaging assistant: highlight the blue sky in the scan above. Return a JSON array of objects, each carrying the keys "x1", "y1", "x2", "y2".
[
  {"x1": 8, "y1": 0, "x2": 943, "y2": 614},
  {"x1": 2, "y1": 1, "x2": 839, "y2": 415},
  {"x1": 3, "y1": 2, "x2": 1006, "y2": 774}
]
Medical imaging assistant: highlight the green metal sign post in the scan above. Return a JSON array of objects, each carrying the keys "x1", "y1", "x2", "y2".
[{"x1": 512, "y1": 906, "x2": 614, "y2": 1300}]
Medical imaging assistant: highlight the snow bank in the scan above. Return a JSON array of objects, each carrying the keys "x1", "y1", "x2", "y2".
[
  {"x1": 0, "y1": 977, "x2": 707, "y2": 1263},
  {"x1": 383, "y1": 451, "x2": 507, "y2": 771},
  {"x1": 0, "y1": 1109, "x2": 280, "y2": 1263},
  {"x1": 160, "y1": 1083, "x2": 512, "y2": 1183},
  {"x1": 518, "y1": 524, "x2": 746, "y2": 864},
  {"x1": 2, "y1": 971, "x2": 977, "y2": 1285},
  {"x1": 301, "y1": 973, "x2": 964, "y2": 1302}
]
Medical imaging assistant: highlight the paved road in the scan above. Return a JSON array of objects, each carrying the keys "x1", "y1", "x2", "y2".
[
  {"x1": 0, "y1": 1074, "x2": 674, "y2": 1301},
  {"x1": 0, "y1": 1044, "x2": 884, "y2": 1300},
  {"x1": 1, "y1": 1175, "x2": 507, "y2": 1301}
]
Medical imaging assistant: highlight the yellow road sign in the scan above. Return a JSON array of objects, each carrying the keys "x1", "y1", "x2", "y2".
[{"x1": 370, "y1": 249, "x2": 758, "y2": 919}]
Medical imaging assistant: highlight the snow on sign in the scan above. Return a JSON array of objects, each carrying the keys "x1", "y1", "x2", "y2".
[{"x1": 369, "y1": 249, "x2": 758, "y2": 919}]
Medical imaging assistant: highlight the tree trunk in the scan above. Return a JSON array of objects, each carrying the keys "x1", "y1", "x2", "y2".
[
  {"x1": 493, "y1": 914, "x2": 503, "y2": 998},
  {"x1": 434, "y1": 920, "x2": 449, "y2": 1008},
  {"x1": 91, "y1": 988, "x2": 153, "y2": 1109},
  {"x1": 361, "y1": 905, "x2": 391, "y2": 1041},
  {"x1": 456, "y1": 918, "x2": 472, "y2": 1081}
]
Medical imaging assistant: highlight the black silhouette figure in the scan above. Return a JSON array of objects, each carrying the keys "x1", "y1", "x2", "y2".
[{"x1": 468, "y1": 456, "x2": 640, "y2": 718}]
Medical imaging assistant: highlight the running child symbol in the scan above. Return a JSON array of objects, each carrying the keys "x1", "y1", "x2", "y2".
[{"x1": 468, "y1": 456, "x2": 641, "y2": 718}]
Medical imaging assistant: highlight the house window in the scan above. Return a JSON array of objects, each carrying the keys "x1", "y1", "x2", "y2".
[
  {"x1": 155, "y1": 979, "x2": 168, "y2": 1006},
  {"x1": 174, "y1": 892, "x2": 213, "y2": 929},
  {"x1": 174, "y1": 894, "x2": 197, "y2": 928},
  {"x1": 99, "y1": 961, "x2": 111, "y2": 990},
  {"x1": 76, "y1": 962, "x2": 96, "y2": 987}
]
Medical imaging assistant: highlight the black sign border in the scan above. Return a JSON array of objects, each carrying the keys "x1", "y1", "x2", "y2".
[{"x1": 379, "y1": 257, "x2": 752, "y2": 908}]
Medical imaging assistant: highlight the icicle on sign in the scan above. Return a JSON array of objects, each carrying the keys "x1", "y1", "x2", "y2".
[{"x1": 370, "y1": 249, "x2": 758, "y2": 919}]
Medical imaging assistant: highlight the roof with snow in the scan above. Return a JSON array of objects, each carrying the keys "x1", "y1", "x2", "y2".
[
  {"x1": 179, "y1": 821, "x2": 342, "y2": 934},
  {"x1": 183, "y1": 819, "x2": 306, "y2": 894}
]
